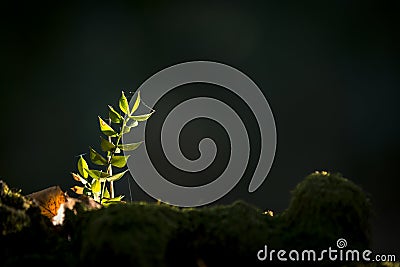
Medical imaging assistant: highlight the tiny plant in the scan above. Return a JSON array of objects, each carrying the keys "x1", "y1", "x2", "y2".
[{"x1": 70, "y1": 91, "x2": 153, "y2": 206}]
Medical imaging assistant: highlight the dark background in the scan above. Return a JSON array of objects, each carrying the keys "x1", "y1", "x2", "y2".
[{"x1": 0, "y1": 1, "x2": 398, "y2": 255}]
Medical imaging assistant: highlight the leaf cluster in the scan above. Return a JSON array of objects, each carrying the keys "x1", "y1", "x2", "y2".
[{"x1": 70, "y1": 91, "x2": 154, "y2": 206}]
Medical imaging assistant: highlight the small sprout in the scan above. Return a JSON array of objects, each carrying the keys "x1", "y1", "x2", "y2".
[{"x1": 70, "y1": 91, "x2": 153, "y2": 205}]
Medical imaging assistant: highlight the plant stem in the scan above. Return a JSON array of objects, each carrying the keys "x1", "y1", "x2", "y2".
[
  {"x1": 100, "y1": 180, "x2": 106, "y2": 204},
  {"x1": 108, "y1": 118, "x2": 114, "y2": 199},
  {"x1": 107, "y1": 116, "x2": 128, "y2": 199}
]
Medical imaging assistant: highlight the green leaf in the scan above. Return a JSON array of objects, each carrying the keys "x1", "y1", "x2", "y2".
[
  {"x1": 89, "y1": 147, "x2": 107, "y2": 165},
  {"x1": 130, "y1": 91, "x2": 140, "y2": 115},
  {"x1": 103, "y1": 187, "x2": 110, "y2": 199},
  {"x1": 100, "y1": 136, "x2": 115, "y2": 152},
  {"x1": 77, "y1": 156, "x2": 89, "y2": 178},
  {"x1": 111, "y1": 155, "x2": 130, "y2": 168},
  {"x1": 110, "y1": 195, "x2": 124, "y2": 201},
  {"x1": 106, "y1": 170, "x2": 128, "y2": 182},
  {"x1": 86, "y1": 169, "x2": 109, "y2": 181},
  {"x1": 118, "y1": 142, "x2": 143, "y2": 151},
  {"x1": 91, "y1": 179, "x2": 101, "y2": 193},
  {"x1": 102, "y1": 195, "x2": 124, "y2": 206},
  {"x1": 71, "y1": 172, "x2": 87, "y2": 185},
  {"x1": 98, "y1": 116, "x2": 118, "y2": 137},
  {"x1": 108, "y1": 105, "x2": 123, "y2": 124},
  {"x1": 129, "y1": 111, "x2": 154, "y2": 121},
  {"x1": 119, "y1": 91, "x2": 129, "y2": 115},
  {"x1": 92, "y1": 183, "x2": 100, "y2": 201}
]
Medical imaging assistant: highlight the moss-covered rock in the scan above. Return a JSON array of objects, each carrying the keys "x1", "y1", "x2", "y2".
[
  {"x1": 166, "y1": 201, "x2": 278, "y2": 267},
  {"x1": 0, "y1": 172, "x2": 379, "y2": 267},
  {"x1": 283, "y1": 172, "x2": 371, "y2": 251},
  {"x1": 0, "y1": 180, "x2": 71, "y2": 267},
  {"x1": 71, "y1": 172, "x2": 372, "y2": 266},
  {"x1": 0, "y1": 180, "x2": 32, "y2": 235},
  {"x1": 71, "y1": 202, "x2": 182, "y2": 266}
]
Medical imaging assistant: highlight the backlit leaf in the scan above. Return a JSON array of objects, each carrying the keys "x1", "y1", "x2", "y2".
[
  {"x1": 77, "y1": 156, "x2": 89, "y2": 178},
  {"x1": 102, "y1": 195, "x2": 124, "y2": 206},
  {"x1": 129, "y1": 111, "x2": 154, "y2": 121},
  {"x1": 119, "y1": 91, "x2": 129, "y2": 115},
  {"x1": 111, "y1": 155, "x2": 130, "y2": 168},
  {"x1": 27, "y1": 186, "x2": 66, "y2": 219},
  {"x1": 103, "y1": 187, "x2": 110, "y2": 199},
  {"x1": 98, "y1": 116, "x2": 118, "y2": 137},
  {"x1": 130, "y1": 91, "x2": 140, "y2": 115},
  {"x1": 91, "y1": 180, "x2": 101, "y2": 193},
  {"x1": 108, "y1": 105, "x2": 123, "y2": 124},
  {"x1": 106, "y1": 170, "x2": 128, "y2": 182},
  {"x1": 86, "y1": 169, "x2": 109, "y2": 181},
  {"x1": 100, "y1": 136, "x2": 115, "y2": 152},
  {"x1": 118, "y1": 142, "x2": 143, "y2": 151},
  {"x1": 89, "y1": 147, "x2": 107, "y2": 165}
]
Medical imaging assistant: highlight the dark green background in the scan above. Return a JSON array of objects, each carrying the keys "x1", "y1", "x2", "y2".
[{"x1": 0, "y1": 1, "x2": 398, "y2": 255}]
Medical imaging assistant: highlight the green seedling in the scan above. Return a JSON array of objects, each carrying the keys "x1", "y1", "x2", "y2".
[{"x1": 70, "y1": 91, "x2": 153, "y2": 206}]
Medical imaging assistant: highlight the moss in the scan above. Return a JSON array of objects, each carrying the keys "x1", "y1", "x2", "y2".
[
  {"x1": 166, "y1": 201, "x2": 278, "y2": 267},
  {"x1": 0, "y1": 180, "x2": 71, "y2": 267},
  {"x1": 283, "y1": 171, "x2": 371, "y2": 250},
  {"x1": 70, "y1": 202, "x2": 182, "y2": 266},
  {"x1": 0, "y1": 180, "x2": 32, "y2": 235},
  {"x1": 0, "y1": 172, "x2": 378, "y2": 267},
  {"x1": 70, "y1": 200, "x2": 276, "y2": 267}
]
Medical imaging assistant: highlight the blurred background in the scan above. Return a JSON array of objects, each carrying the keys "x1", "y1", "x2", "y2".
[{"x1": 0, "y1": 0, "x2": 398, "y2": 255}]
